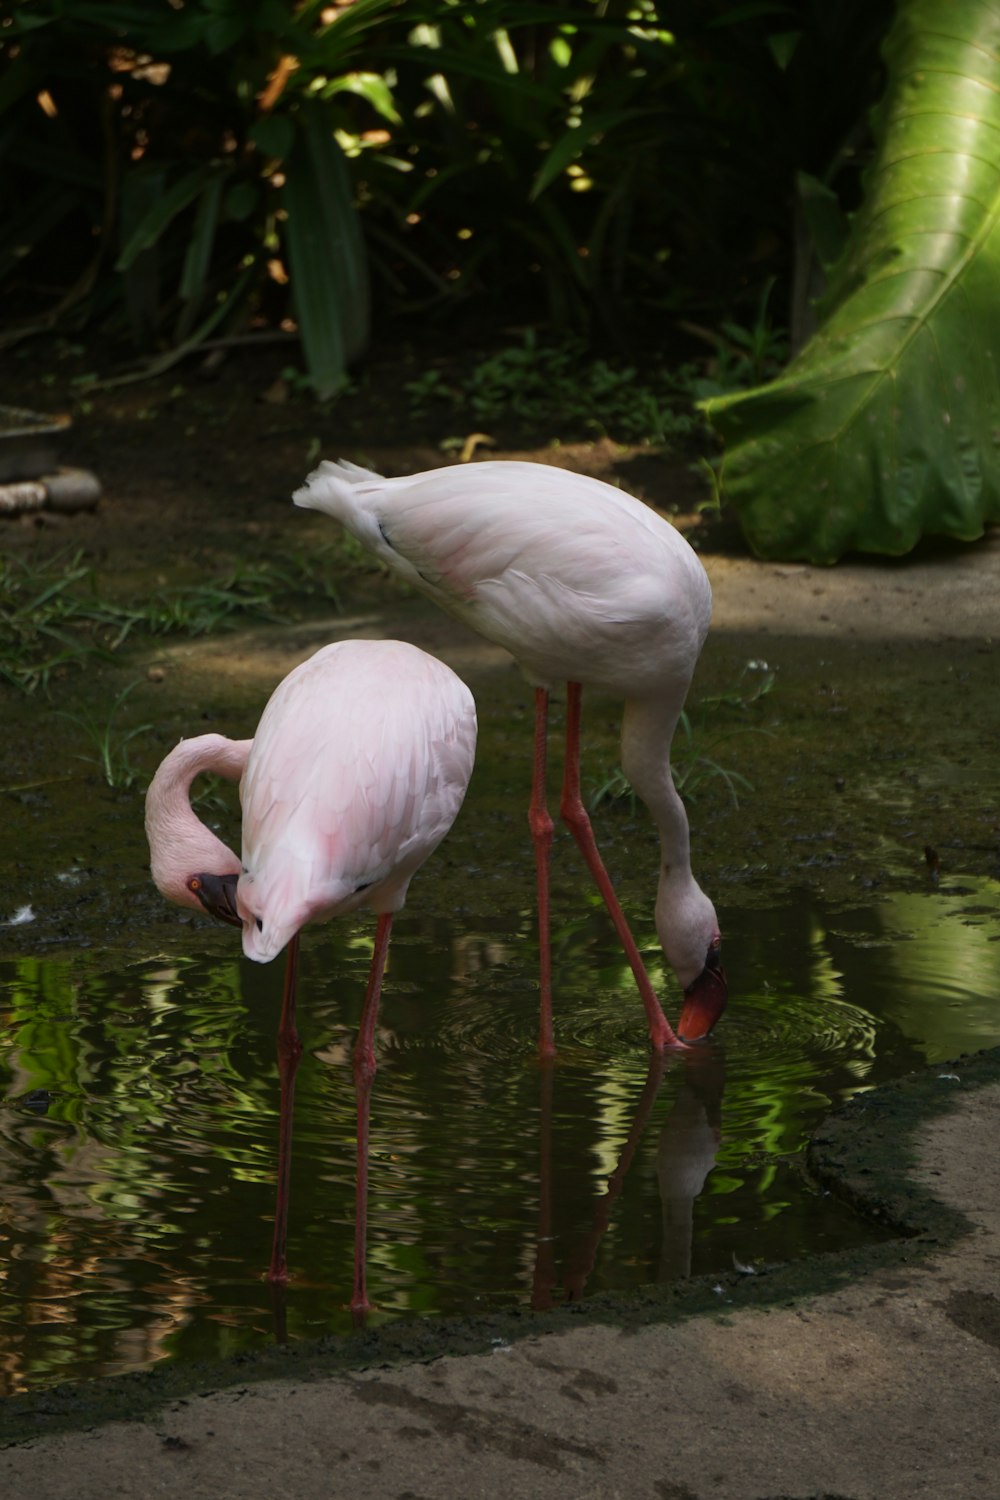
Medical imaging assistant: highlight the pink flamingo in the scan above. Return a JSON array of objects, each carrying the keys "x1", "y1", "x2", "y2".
[
  {"x1": 294, "y1": 459, "x2": 727, "y2": 1052},
  {"x1": 145, "y1": 638, "x2": 477, "y2": 1310}
]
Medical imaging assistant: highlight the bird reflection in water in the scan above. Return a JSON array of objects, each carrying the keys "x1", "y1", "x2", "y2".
[
  {"x1": 533, "y1": 1044, "x2": 724, "y2": 1310},
  {"x1": 656, "y1": 1045, "x2": 725, "y2": 1282}
]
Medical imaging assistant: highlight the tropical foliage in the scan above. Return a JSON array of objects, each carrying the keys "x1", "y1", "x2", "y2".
[
  {"x1": 704, "y1": 0, "x2": 1000, "y2": 562},
  {"x1": 1, "y1": 0, "x2": 403, "y2": 394},
  {"x1": 2, "y1": 1, "x2": 893, "y2": 397},
  {"x1": 17, "y1": 2, "x2": 997, "y2": 562}
]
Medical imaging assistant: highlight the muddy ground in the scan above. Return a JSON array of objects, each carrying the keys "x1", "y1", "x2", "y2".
[{"x1": 2, "y1": 341, "x2": 1000, "y2": 1495}]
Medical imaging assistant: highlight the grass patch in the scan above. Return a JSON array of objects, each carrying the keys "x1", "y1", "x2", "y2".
[
  {"x1": 0, "y1": 546, "x2": 346, "y2": 694},
  {"x1": 57, "y1": 680, "x2": 152, "y2": 790},
  {"x1": 406, "y1": 331, "x2": 698, "y2": 447},
  {"x1": 588, "y1": 659, "x2": 777, "y2": 813}
]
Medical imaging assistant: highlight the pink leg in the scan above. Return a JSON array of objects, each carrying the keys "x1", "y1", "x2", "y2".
[
  {"x1": 529, "y1": 686, "x2": 556, "y2": 1059},
  {"x1": 350, "y1": 911, "x2": 393, "y2": 1319},
  {"x1": 268, "y1": 933, "x2": 303, "y2": 1284},
  {"x1": 559, "y1": 682, "x2": 680, "y2": 1051}
]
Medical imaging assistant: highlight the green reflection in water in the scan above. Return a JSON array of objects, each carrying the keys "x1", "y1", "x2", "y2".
[{"x1": 3, "y1": 875, "x2": 1000, "y2": 1394}]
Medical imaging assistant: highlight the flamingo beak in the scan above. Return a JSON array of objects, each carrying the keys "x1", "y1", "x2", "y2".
[
  {"x1": 188, "y1": 872, "x2": 242, "y2": 928},
  {"x1": 677, "y1": 947, "x2": 728, "y2": 1043}
]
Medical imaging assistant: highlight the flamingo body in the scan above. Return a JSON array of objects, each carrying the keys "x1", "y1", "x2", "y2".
[
  {"x1": 294, "y1": 459, "x2": 710, "y2": 696},
  {"x1": 145, "y1": 640, "x2": 476, "y2": 960},
  {"x1": 237, "y1": 638, "x2": 477, "y2": 962},
  {"x1": 294, "y1": 459, "x2": 727, "y2": 1043}
]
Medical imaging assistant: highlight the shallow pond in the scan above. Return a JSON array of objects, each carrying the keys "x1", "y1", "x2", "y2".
[{"x1": 4, "y1": 871, "x2": 1000, "y2": 1396}]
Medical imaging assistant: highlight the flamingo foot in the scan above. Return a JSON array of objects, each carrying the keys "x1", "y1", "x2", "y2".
[{"x1": 648, "y1": 1008, "x2": 685, "y2": 1053}]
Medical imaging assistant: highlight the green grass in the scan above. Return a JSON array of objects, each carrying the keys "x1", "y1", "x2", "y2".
[
  {"x1": 57, "y1": 680, "x2": 152, "y2": 790},
  {"x1": 0, "y1": 546, "x2": 347, "y2": 695},
  {"x1": 0, "y1": 551, "x2": 120, "y2": 694},
  {"x1": 403, "y1": 325, "x2": 788, "y2": 449},
  {"x1": 406, "y1": 331, "x2": 699, "y2": 447}
]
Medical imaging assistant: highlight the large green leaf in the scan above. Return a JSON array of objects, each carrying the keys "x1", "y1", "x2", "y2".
[{"x1": 703, "y1": 0, "x2": 1000, "y2": 563}]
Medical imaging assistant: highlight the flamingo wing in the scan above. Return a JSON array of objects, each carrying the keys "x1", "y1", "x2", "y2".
[
  {"x1": 294, "y1": 461, "x2": 711, "y2": 692},
  {"x1": 238, "y1": 640, "x2": 476, "y2": 962}
]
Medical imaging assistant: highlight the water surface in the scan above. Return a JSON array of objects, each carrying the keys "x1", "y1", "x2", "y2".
[{"x1": 3, "y1": 875, "x2": 1000, "y2": 1395}]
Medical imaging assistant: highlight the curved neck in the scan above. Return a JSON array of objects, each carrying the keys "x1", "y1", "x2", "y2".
[
  {"x1": 619, "y1": 696, "x2": 691, "y2": 881},
  {"x1": 145, "y1": 734, "x2": 250, "y2": 910},
  {"x1": 621, "y1": 694, "x2": 719, "y2": 988}
]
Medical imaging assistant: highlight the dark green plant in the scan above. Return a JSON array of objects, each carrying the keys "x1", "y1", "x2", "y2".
[
  {"x1": 680, "y1": 279, "x2": 789, "y2": 403},
  {"x1": 368, "y1": 3, "x2": 682, "y2": 334},
  {"x1": 704, "y1": 0, "x2": 1000, "y2": 562},
  {"x1": 366, "y1": 1, "x2": 893, "y2": 339},
  {"x1": 58, "y1": 679, "x2": 152, "y2": 789},
  {"x1": 587, "y1": 763, "x2": 638, "y2": 815},
  {"x1": 2, "y1": 0, "x2": 404, "y2": 393},
  {"x1": 1, "y1": 1, "x2": 895, "y2": 383}
]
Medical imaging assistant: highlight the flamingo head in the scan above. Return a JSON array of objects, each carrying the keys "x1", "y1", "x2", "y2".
[
  {"x1": 657, "y1": 883, "x2": 728, "y2": 1042},
  {"x1": 676, "y1": 939, "x2": 728, "y2": 1043},
  {"x1": 186, "y1": 871, "x2": 242, "y2": 927}
]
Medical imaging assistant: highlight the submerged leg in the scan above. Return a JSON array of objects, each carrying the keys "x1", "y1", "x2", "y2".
[
  {"x1": 529, "y1": 686, "x2": 556, "y2": 1059},
  {"x1": 351, "y1": 910, "x2": 393, "y2": 1319},
  {"x1": 269, "y1": 933, "x2": 304, "y2": 1284},
  {"x1": 559, "y1": 681, "x2": 680, "y2": 1051}
]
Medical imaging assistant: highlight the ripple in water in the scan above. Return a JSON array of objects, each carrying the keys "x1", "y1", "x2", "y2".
[{"x1": 722, "y1": 987, "x2": 878, "y2": 1072}]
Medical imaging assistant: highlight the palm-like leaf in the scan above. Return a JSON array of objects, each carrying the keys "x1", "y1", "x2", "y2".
[
  {"x1": 282, "y1": 100, "x2": 370, "y2": 398},
  {"x1": 704, "y1": 0, "x2": 1000, "y2": 562}
]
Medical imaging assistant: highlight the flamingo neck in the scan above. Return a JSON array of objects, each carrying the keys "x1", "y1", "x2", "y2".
[
  {"x1": 620, "y1": 696, "x2": 691, "y2": 876},
  {"x1": 145, "y1": 734, "x2": 250, "y2": 911},
  {"x1": 620, "y1": 695, "x2": 717, "y2": 989}
]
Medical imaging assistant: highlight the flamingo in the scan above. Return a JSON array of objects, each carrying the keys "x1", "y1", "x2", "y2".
[
  {"x1": 293, "y1": 459, "x2": 727, "y2": 1052},
  {"x1": 144, "y1": 638, "x2": 477, "y2": 1309}
]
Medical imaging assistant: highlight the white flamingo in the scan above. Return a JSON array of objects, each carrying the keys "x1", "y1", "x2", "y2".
[
  {"x1": 294, "y1": 459, "x2": 727, "y2": 1051},
  {"x1": 145, "y1": 638, "x2": 477, "y2": 1308}
]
